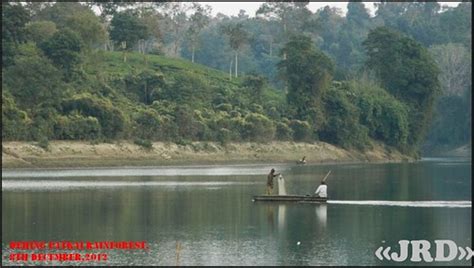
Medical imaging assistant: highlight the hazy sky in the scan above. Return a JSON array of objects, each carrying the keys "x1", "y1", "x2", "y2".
[{"x1": 201, "y1": 2, "x2": 462, "y2": 17}]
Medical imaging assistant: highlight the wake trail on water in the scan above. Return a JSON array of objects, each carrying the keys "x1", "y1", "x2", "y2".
[{"x1": 328, "y1": 200, "x2": 471, "y2": 208}]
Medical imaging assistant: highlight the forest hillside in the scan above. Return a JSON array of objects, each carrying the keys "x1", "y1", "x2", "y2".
[{"x1": 2, "y1": 2, "x2": 471, "y2": 159}]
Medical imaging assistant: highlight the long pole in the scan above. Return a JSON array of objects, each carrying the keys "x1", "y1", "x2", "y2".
[
  {"x1": 313, "y1": 170, "x2": 331, "y2": 195},
  {"x1": 322, "y1": 170, "x2": 331, "y2": 183}
]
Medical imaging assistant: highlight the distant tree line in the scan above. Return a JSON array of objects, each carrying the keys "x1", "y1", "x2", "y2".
[{"x1": 2, "y1": 2, "x2": 471, "y2": 156}]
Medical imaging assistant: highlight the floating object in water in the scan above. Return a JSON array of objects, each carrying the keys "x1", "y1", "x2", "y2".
[{"x1": 297, "y1": 241, "x2": 301, "y2": 246}]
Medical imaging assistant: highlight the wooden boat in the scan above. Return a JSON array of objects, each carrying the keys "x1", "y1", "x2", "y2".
[{"x1": 252, "y1": 195, "x2": 327, "y2": 203}]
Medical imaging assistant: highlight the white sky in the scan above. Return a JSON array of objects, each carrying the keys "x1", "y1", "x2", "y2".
[{"x1": 201, "y1": 2, "x2": 462, "y2": 17}]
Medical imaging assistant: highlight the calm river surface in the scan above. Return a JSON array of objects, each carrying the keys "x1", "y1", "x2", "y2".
[{"x1": 2, "y1": 157, "x2": 471, "y2": 266}]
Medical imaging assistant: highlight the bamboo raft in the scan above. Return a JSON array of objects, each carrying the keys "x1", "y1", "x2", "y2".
[
  {"x1": 254, "y1": 170, "x2": 331, "y2": 203},
  {"x1": 252, "y1": 195, "x2": 327, "y2": 203}
]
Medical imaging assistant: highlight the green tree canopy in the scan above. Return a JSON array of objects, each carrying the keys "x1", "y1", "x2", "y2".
[
  {"x1": 186, "y1": 3, "x2": 211, "y2": 63},
  {"x1": 2, "y1": 3, "x2": 30, "y2": 45},
  {"x1": 39, "y1": 28, "x2": 83, "y2": 78},
  {"x1": 4, "y1": 50, "x2": 63, "y2": 112},
  {"x1": 363, "y1": 26, "x2": 441, "y2": 152},
  {"x1": 2, "y1": 3, "x2": 30, "y2": 67},
  {"x1": 221, "y1": 22, "x2": 249, "y2": 77},
  {"x1": 278, "y1": 35, "x2": 334, "y2": 130},
  {"x1": 25, "y1": 20, "x2": 57, "y2": 44},
  {"x1": 64, "y1": 8, "x2": 106, "y2": 49},
  {"x1": 109, "y1": 11, "x2": 149, "y2": 50}
]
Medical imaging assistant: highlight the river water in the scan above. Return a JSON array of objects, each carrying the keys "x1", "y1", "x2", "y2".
[{"x1": 2, "y1": 157, "x2": 471, "y2": 266}]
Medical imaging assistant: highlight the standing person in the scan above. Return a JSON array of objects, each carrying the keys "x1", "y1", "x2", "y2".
[
  {"x1": 266, "y1": 168, "x2": 280, "y2": 195},
  {"x1": 314, "y1": 181, "x2": 327, "y2": 198}
]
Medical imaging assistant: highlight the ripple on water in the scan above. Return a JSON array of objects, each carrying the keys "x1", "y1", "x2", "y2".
[{"x1": 1, "y1": 180, "x2": 260, "y2": 192}]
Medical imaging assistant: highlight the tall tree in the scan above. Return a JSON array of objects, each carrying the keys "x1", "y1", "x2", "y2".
[
  {"x1": 363, "y1": 27, "x2": 441, "y2": 152},
  {"x1": 23, "y1": 2, "x2": 52, "y2": 21},
  {"x1": 64, "y1": 9, "x2": 106, "y2": 50},
  {"x1": 184, "y1": 19, "x2": 234, "y2": 74},
  {"x1": 221, "y1": 23, "x2": 249, "y2": 78},
  {"x1": 315, "y1": 6, "x2": 344, "y2": 47},
  {"x1": 278, "y1": 35, "x2": 334, "y2": 130},
  {"x1": 256, "y1": 1, "x2": 311, "y2": 59},
  {"x1": 346, "y1": 1, "x2": 370, "y2": 24},
  {"x1": 158, "y1": 2, "x2": 191, "y2": 57},
  {"x1": 313, "y1": 6, "x2": 345, "y2": 74},
  {"x1": 85, "y1": 1, "x2": 132, "y2": 23},
  {"x1": 39, "y1": 29, "x2": 83, "y2": 79},
  {"x1": 334, "y1": 2, "x2": 372, "y2": 74},
  {"x1": 425, "y1": 89, "x2": 471, "y2": 152},
  {"x1": 429, "y1": 43, "x2": 471, "y2": 96},
  {"x1": 85, "y1": 1, "x2": 134, "y2": 51},
  {"x1": 34, "y1": 2, "x2": 89, "y2": 26},
  {"x1": 137, "y1": 5, "x2": 164, "y2": 55},
  {"x1": 186, "y1": 3, "x2": 211, "y2": 63},
  {"x1": 33, "y1": 2, "x2": 106, "y2": 50},
  {"x1": 398, "y1": 2, "x2": 442, "y2": 46},
  {"x1": 4, "y1": 49, "x2": 63, "y2": 113},
  {"x1": 439, "y1": 2, "x2": 472, "y2": 47},
  {"x1": 2, "y1": 2, "x2": 30, "y2": 44},
  {"x1": 109, "y1": 10, "x2": 149, "y2": 62},
  {"x1": 374, "y1": 1, "x2": 410, "y2": 27},
  {"x1": 256, "y1": 1, "x2": 310, "y2": 36},
  {"x1": 2, "y1": 2, "x2": 30, "y2": 67}
]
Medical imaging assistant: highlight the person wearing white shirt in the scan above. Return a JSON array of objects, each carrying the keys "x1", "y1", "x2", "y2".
[{"x1": 314, "y1": 181, "x2": 327, "y2": 198}]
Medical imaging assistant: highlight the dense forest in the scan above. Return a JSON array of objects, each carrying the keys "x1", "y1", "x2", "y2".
[{"x1": 2, "y1": 1, "x2": 471, "y2": 157}]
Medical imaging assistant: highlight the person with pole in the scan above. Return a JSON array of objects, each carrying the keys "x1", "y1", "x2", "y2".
[{"x1": 314, "y1": 170, "x2": 331, "y2": 198}]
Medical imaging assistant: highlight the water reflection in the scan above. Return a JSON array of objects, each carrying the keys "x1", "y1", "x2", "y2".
[
  {"x1": 2, "y1": 164, "x2": 294, "y2": 178},
  {"x1": 2, "y1": 159, "x2": 471, "y2": 266},
  {"x1": 2, "y1": 180, "x2": 260, "y2": 192},
  {"x1": 265, "y1": 205, "x2": 275, "y2": 232},
  {"x1": 278, "y1": 205, "x2": 286, "y2": 232},
  {"x1": 315, "y1": 204, "x2": 327, "y2": 227}
]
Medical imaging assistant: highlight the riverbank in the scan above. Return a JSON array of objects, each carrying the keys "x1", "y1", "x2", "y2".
[{"x1": 2, "y1": 140, "x2": 414, "y2": 169}]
